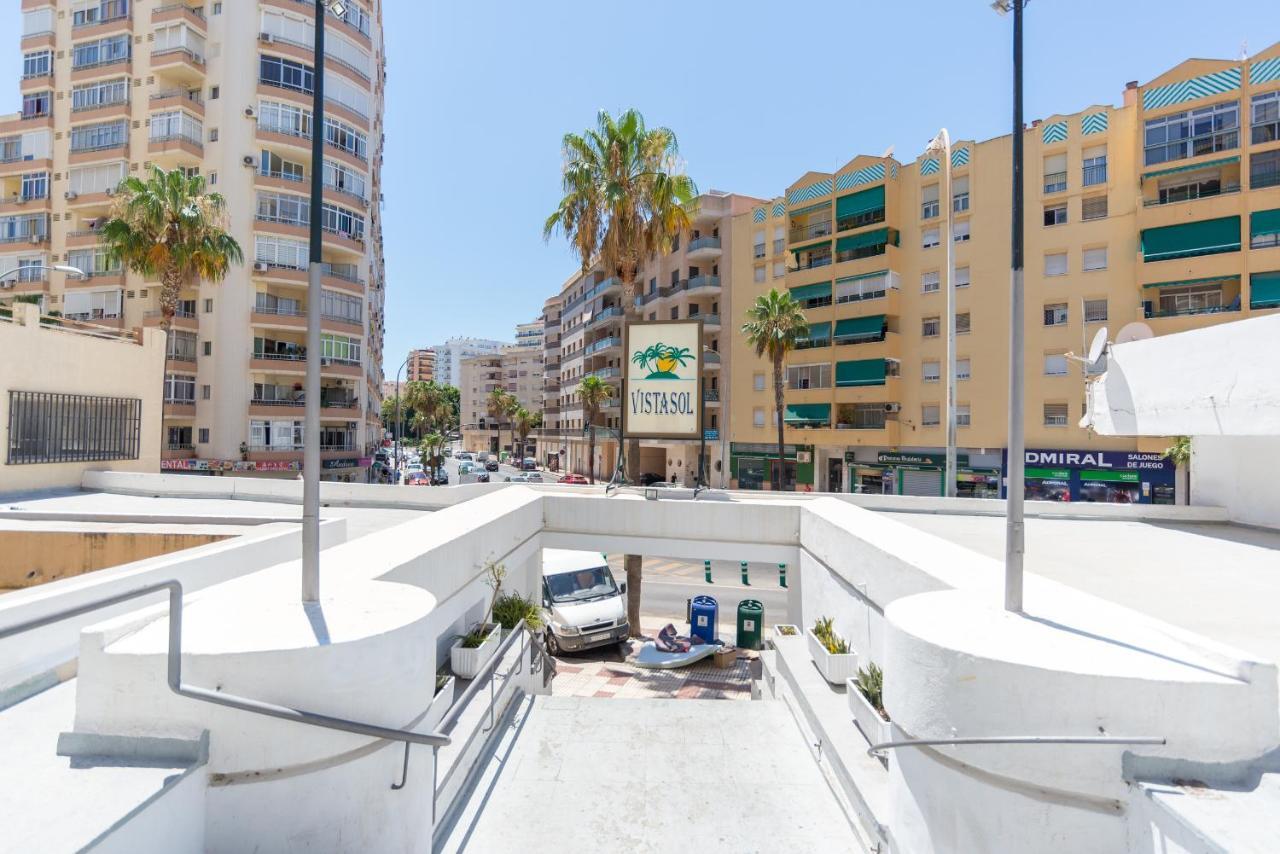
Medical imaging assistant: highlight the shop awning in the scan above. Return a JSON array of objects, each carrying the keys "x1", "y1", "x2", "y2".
[
  {"x1": 836, "y1": 228, "x2": 890, "y2": 253},
  {"x1": 1141, "y1": 155, "x2": 1239, "y2": 182},
  {"x1": 1250, "y1": 270, "x2": 1280, "y2": 309},
  {"x1": 790, "y1": 240, "x2": 830, "y2": 257},
  {"x1": 788, "y1": 282, "x2": 831, "y2": 302},
  {"x1": 1140, "y1": 274, "x2": 1239, "y2": 290},
  {"x1": 1140, "y1": 216, "x2": 1240, "y2": 262},
  {"x1": 836, "y1": 185, "x2": 885, "y2": 220},
  {"x1": 1250, "y1": 208, "x2": 1280, "y2": 241},
  {"x1": 800, "y1": 321, "x2": 831, "y2": 342},
  {"x1": 835, "y1": 358, "x2": 886, "y2": 387},
  {"x1": 783, "y1": 403, "x2": 831, "y2": 425},
  {"x1": 833, "y1": 314, "x2": 885, "y2": 340}
]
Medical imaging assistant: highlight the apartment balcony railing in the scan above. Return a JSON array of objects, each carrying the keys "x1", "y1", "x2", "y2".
[
  {"x1": 150, "y1": 131, "x2": 203, "y2": 149},
  {"x1": 753, "y1": 244, "x2": 766, "y2": 259},
  {"x1": 1043, "y1": 171, "x2": 1068, "y2": 194},
  {"x1": 252, "y1": 350, "x2": 307, "y2": 362},
  {"x1": 1143, "y1": 183, "x2": 1241, "y2": 207},
  {"x1": 151, "y1": 89, "x2": 203, "y2": 107},
  {"x1": 584, "y1": 336, "x2": 621, "y2": 356},
  {"x1": 1144, "y1": 302, "x2": 1240, "y2": 320},
  {"x1": 790, "y1": 221, "x2": 833, "y2": 243},
  {"x1": 74, "y1": 97, "x2": 130, "y2": 113},
  {"x1": 703, "y1": 351, "x2": 721, "y2": 365},
  {"x1": 588, "y1": 306, "x2": 624, "y2": 326},
  {"x1": 703, "y1": 389, "x2": 720, "y2": 402},
  {"x1": 166, "y1": 351, "x2": 196, "y2": 363},
  {"x1": 692, "y1": 313, "x2": 720, "y2": 328},
  {"x1": 687, "y1": 236, "x2": 721, "y2": 252},
  {"x1": 165, "y1": 443, "x2": 194, "y2": 451},
  {"x1": 686, "y1": 275, "x2": 720, "y2": 291},
  {"x1": 74, "y1": 9, "x2": 130, "y2": 29},
  {"x1": 589, "y1": 367, "x2": 621, "y2": 380},
  {"x1": 153, "y1": 4, "x2": 206, "y2": 19}
]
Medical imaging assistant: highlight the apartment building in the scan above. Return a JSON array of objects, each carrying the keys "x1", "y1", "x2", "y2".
[
  {"x1": 513, "y1": 319, "x2": 541, "y2": 350},
  {"x1": 404, "y1": 346, "x2": 434, "y2": 383},
  {"x1": 534, "y1": 291, "x2": 563, "y2": 468},
  {"x1": 728, "y1": 43, "x2": 1280, "y2": 501},
  {"x1": 4, "y1": 0, "x2": 387, "y2": 481},
  {"x1": 540, "y1": 191, "x2": 758, "y2": 485},
  {"x1": 458, "y1": 344, "x2": 543, "y2": 456},
  {"x1": 430, "y1": 336, "x2": 506, "y2": 389}
]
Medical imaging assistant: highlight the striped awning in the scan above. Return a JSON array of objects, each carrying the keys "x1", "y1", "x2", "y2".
[{"x1": 1141, "y1": 155, "x2": 1239, "y2": 183}]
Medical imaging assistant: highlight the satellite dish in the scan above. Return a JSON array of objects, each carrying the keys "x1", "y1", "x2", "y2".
[
  {"x1": 1115, "y1": 322, "x2": 1154, "y2": 345},
  {"x1": 1086, "y1": 327, "x2": 1108, "y2": 365},
  {"x1": 881, "y1": 145, "x2": 895, "y2": 159}
]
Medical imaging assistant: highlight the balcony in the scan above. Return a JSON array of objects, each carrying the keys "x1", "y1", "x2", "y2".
[
  {"x1": 150, "y1": 89, "x2": 204, "y2": 117},
  {"x1": 691, "y1": 313, "x2": 720, "y2": 330},
  {"x1": 685, "y1": 274, "x2": 721, "y2": 293},
  {"x1": 587, "y1": 306, "x2": 624, "y2": 328},
  {"x1": 702, "y1": 351, "x2": 721, "y2": 370},
  {"x1": 588, "y1": 367, "x2": 621, "y2": 380},
  {"x1": 690, "y1": 191, "x2": 729, "y2": 225},
  {"x1": 70, "y1": 56, "x2": 132, "y2": 85},
  {"x1": 145, "y1": 309, "x2": 198, "y2": 330},
  {"x1": 584, "y1": 336, "x2": 621, "y2": 357},
  {"x1": 686, "y1": 236, "x2": 722, "y2": 260},
  {"x1": 0, "y1": 192, "x2": 50, "y2": 214},
  {"x1": 789, "y1": 220, "x2": 834, "y2": 244},
  {"x1": 703, "y1": 389, "x2": 721, "y2": 405},
  {"x1": 148, "y1": 131, "x2": 203, "y2": 160},
  {"x1": 151, "y1": 46, "x2": 206, "y2": 84},
  {"x1": 152, "y1": 4, "x2": 206, "y2": 32}
]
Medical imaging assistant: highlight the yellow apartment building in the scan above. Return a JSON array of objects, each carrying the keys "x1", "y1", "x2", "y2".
[
  {"x1": 728, "y1": 43, "x2": 1280, "y2": 501},
  {"x1": 2, "y1": 0, "x2": 387, "y2": 481}
]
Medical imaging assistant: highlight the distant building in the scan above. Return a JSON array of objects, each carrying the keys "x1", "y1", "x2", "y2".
[
  {"x1": 431, "y1": 337, "x2": 507, "y2": 389},
  {"x1": 459, "y1": 345, "x2": 544, "y2": 456},
  {"x1": 405, "y1": 348, "x2": 436, "y2": 384},
  {"x1": 514, "y1": 320, "x2": 543, "y2": 351}
]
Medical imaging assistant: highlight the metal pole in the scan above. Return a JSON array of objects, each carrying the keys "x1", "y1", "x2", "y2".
[
  {"x1": 941, "y1": 128, "x2": 957, "y2": 498},
  {"x1": 1004, "y1": 0, "x2": 1026, "y2": 612},
  {"x1": 301, "y1": 0, "x2": 327, "y2": 603},
  {"x1": 394, "y1": 359, "x2": 405, "y2": 483}
]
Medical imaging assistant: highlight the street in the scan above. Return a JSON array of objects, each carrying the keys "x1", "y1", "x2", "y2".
[{"x1": 607, "y1": 555, "x2": 791, "y2": 625}]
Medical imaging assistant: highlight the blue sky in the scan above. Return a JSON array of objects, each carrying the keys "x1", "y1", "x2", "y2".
[{"x1": 3, "y1": 1, "x2": 1274, "y2": 367}]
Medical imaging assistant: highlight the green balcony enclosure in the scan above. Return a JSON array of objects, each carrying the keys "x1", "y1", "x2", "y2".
[
  {"x1": 836, "y1": 185, "x2": 885, "y2": 221},
  {"x1": 1141, "y1": 216, "x2": 1240, "y2": 262},
  {"x1": 1251, "y1": 271, "x2": 1280, "y2": 309},
  {"x1": 796, "y1": 321, "x2": 831, "y2": 349},
  {"x1": 833, "y1": 314, "x2": 886, "y2": 343},
  {"x1": 835, "y1": 358, "x2": 887, "y2": 387},
  {"x1": 788, "y1": 282, "x2": 831, "y2": 303},
  {"x1": 1251, "y1": 209, "x2": 1280, "y2": 244},
  {"x1": 836, "y1": 228, "x2": 897, "y2": 254},
  {"x1": 783, "y1": 403, "x2": 831, "y2": 427}
]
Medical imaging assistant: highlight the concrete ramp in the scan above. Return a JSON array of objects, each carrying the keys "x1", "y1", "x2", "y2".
[{"x1": 440, "y1": 696, "x2": 859, "y2": 853}]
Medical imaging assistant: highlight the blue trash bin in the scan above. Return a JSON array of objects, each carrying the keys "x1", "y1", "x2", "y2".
[{"x1": 689, "y1": 595, "x2": 719, "y2": 644}]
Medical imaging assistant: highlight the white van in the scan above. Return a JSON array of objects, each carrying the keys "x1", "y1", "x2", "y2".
[{"x1": 541, "y1": 549, "x2": 629, "y2": 654}]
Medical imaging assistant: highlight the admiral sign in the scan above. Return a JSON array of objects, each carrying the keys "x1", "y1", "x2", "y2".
[{"x1": 622, "y1": 320, "x2": 702, "y2": 440}]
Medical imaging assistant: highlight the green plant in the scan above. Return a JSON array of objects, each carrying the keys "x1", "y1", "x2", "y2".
[
  {"x1": 856, "y1": 663, "x2": 886, "y2": 718},
  {"x1": 743, "y1": 289, "x2": 810, "y2": 491},
  {"x1": 458, "y1": 626, "x2": 491, "y2": 649},
  {"x1": 777, "y1": 624, "x2": 798, "y2": 636},
  {"x1": 434, "y1": 672, "x2": 451, "y2": 694},
  {"x1": 491, "y1": 592, "x2": 544, "y2": 632},
  {"x1": 812, "y1": 616, "x2": 850, "y2": 655}
]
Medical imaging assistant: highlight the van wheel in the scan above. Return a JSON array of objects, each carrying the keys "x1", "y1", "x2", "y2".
[{"x1": 545, "y1": 630, "x2": 561, "y2": 656}]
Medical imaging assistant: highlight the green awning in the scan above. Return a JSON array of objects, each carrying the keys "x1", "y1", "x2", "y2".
[
  {"x1": 1141, "y1": 155, "x2": 1239, "y2": 182},
  {"x1": 1250, "y1": 271, "x2": 1280, "y2": 309},
  {"x1": 1251, "y1": 209, "x2": 1280, "y2": 240},
  {"x1": 783, "y1": 403, "x2": 831, "y2": 425},
  {"x1": 791, "y1": 240, "x2": 830, "y2": 256},
  {"x1": 1141, "y1": 216, "x2": 1240, "y2": 262},
  {"x1": 833, "y1": 314, "x2": 885, "y2": 339},
  {"x1": 836, "y1": 185, "x2": 885, "y2": 220},
  {"x1": 1141, "y1": 275, "x2": 1239, "y2": 290},
  {"x1": 790, "y1": 202, "x2": 830, "y2": 218},
  {"x1": 801, "y1": 321, "x2": 831, "y2": 341},
  {"x1": 835, "y1": 358, "x2": 887, "y2": 387},
  {"x1": 836, "y1": 228, "x2": 890, "y2": 253},
  {"x1": 836, "y1": 269, "x2": 888, "y2": 285},
  {"x1": 789, "y1": 282, "x2": 831, "y2": 302}
]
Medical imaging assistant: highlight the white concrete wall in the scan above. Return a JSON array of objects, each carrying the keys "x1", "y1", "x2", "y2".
[
  {"x1": 93, "y1": 764, "x2": 206, "y2": 854},
  {"x1": 1189, "y1": 435, "x2": 1280, "y2": 530}
]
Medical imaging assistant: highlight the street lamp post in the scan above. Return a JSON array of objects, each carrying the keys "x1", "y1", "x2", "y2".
[
  {"x1": 301, "y1": 0, "x2": 347, "y2": 604},
  {"x1": 393, "y1": 354, "x2": 412, "y2": 483},
  {"x1": 926, "y1": 129, "x2": 957, "y2": 498},
  {"x1": 993, "y1": 0, "x2": 1027, "y2": 612}
]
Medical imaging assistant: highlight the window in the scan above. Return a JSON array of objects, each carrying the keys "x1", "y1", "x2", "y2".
[
  {"x1": 73, "y1": 0, "x2": 128, "y2": 27},
  {"x1": 753, "y1": 408, "x2": 765, "y2": 427},
  {"x1": 150, "y1": 110, "x2": 203, "y2": 144},
  {"x1": 255, "y1": 235, "x2": 309, "y2": 270},
  {"x1": 250, "y1": 419, "x2": 303, "y2": 451},
  {"x1": 1082, "y1": 145, "x2": 1107, "y2": 186},
  {"x1": 198, "y1": 427, "x2": 210, "y2": 444},
  {"x1": 1044, "y1": 353, "x2": 1069, "y2": 376},
  {"x1": 952, "y1": 176, "x2": 970, "y2": 212},
  {"x1": 1044, "y1": 204, "x2": 1067, "y2": 226},
  {"x1": 1144, "y1": 101, "x2": 1239, "y2": 166},
  {"x1": 20, "y1": 172, "x2": 48, "y2": 201},
  {"x1": 259, "y1": 56, "x2": 314, "y2": 95},
  {"x1": 210, "y1": 86, "x2": 220, "y2": 100},
  {"x1": 201, "y1": 384, "x2": 211, "y2": 400},
  {"x1": 72, "y1": 78, "x2": 129, "y2": 112},
  {"x1": 261, "y1": 150, "x2": 304, "y2": 183},
  {"x1": 922, "y1": 360, "x2": 940, "y2": 382},
  {"x1": 1253, "y1": 91, "x2": 1280, "y2": 144},
  {"x1": 773, "y1": 261, "x2": 786, "y2": 278},
  {"x1": 753, "y1": 266, "x2": 765, "y2": 283},
  {"x1": 773, "y1": 225, "x2": 785, "y2": 255},
  {"x1": 1252, "y1": 150, "x2": 1280, "y2": 190},
  {"x1": 922, "y1": 227, "x2": 940, "y2": 249},
  {"x1": 212, "y1": 2, "x2": 221, "y2": 13},
  {"x1": 62, "y1": 288, "x2": 120, "y2": 319},
  {"x1": 1083, "y1": 247, "x2": 1108, "y2": 271},
  {"x1": 22, "y1": 92, "x2": 50, "y2": 119},
  {"x1": 952, "y1": 220, "x2": 970, "y2": 243},
  {"x1": 23, "y1": 8, "x2": 54, "y2": 36},
  {"x1": 955, "y1": 404, "x2": 971, "y2": 427},
  {"x1": 922, "y1": 271, "x2": 940, "y2": 293},
  {"x1": 69, "y1": 120, "x2": 127, "y2": 152},
  {"x1": 321, "y1": 290, "x2": 362, "y2": 322},
  {"x1": 955, "y1": 312, "x2": 970, "y2": 334},
  {"x1": 1157, "y1": 285, "x2": 1224, "y2": 316},
  {"x1": 164, "y1": 373, "x2": 196, "y2": 403},
  {"x1": 202, "y1": 341, "x2": 212, "y2": 357},
  {"x1": 256, "y1": 191, "x2": 309, "y2": 226},
  {"x1": 324, "y1": 159, "x2": 366, "y2": 200},
  {"x1": 954, "y1": 266, "x2": 970, "y2": 288},
  {"x1": 753, "y1": 229, "x2": 765, "y2": 258},
  {"x1": 921, "y1": 184, "x2": 939, "y2": 220},
  {"x1": 1081, "y1": 195, "x2": 1108, "y2": 221},
  {"x1": 1044, "y1": 303, "x2": 1068, "y2": 326},
  {"x1": 22, "y1": 50, "x2": 51, "y2": 79},
  {"x1": 1083, "y1": 299, "x2": 1108, "y2": 323},
  {"x1": 204, "y1": 298, "x2": 213, "y2": 313},
  {"x1": 753, "y1": 373, "x2": 765, "y2": 392},
  {"x1": 166, "y1": 426, "x2": 192, "y2": 449},
  {"x1": 922, "y1": 316, "x2": 940, "y2": 337},
  {"x1": 72, "y1": 35, "x2": 131, "y2": 70},
  {"x1": 836, "y1": 272, "x2": 889, "y2": 303},
  {"x1": 6, "y1": 391, "x2": 141, "y2": 465},
  {"x1": 259, "y1": 100, "x2": 313, "y2": 139},
  {"x1": 1043, "y1": 252, "x2": 1067, "y2": 276},
  {"x1": 956, "y1": 358, "x2": 971, "y2": 380},
  {"x1": 1044, "y1": 403, "x2": 1069, "y2": 426},
  {"x1": 1043, "y1": 153, "x2": 1067, "y2": 193},
  {"x1": 321, "y1": 334, "x2": 361, "y2": 364},
  {"x1": 786, "y1": 364, "x2": 832, "y2": 390},
  {"x1": 921, "y1": 404, "x2": 940, "y2": 427},
  {"x1": 67, "y1": 247, "x2": 120, "y2": 277}
]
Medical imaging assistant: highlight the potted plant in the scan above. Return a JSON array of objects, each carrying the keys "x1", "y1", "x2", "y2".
[
  {"x1": 449, "y1": 560, "x2": 507, "y2": 679},
  {"x1": 847, "y1": 663, "x2": 891, "y2": 746},
  {"x1": 808, "y1": 616, "x2": 859, "y2": 685},
  {"x1": 424, "y1": 672, "x2": 455, "y2": 731},
  {"x1": 491, "y1": 591, "x2": 544, "y2": 633},
  {"x1": 771, "y1": 623, "x2": 801, "y2": 645}
]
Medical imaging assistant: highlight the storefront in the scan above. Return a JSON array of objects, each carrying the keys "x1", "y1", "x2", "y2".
[
  {"x1": 729, "y1": 443, "x2": 814, "y2": 491},
  {"x1": 844, "y1": 451, "x2": 1001, "y2": 498},
  {"x1": 1003, "y1": 448, "x2": 1176, "y2": 505}
]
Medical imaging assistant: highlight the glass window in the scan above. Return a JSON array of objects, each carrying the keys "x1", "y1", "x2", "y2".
[
  {"x1": 72, "y1": 35, "x2": 131, "y2": 69},
  {"x1": 956, "y1": 358, "x2": 971, "y2": 380},
  {"x1": 922, "y1": 227, "x2": 940, "y2": 248},
  {"x1": 921, "y1": 404, "x2": 940, "y2": 426},
  {"x1": 72, "y1": 78, "x2": 129, "y2": 111},
  {"x1": 753, "y1": 266, "x2": 765, "y2": 283},
  {"x1": 69, "y1": 120, "x2": 128, "y2": 152},
  {"x1": 164, "y1": 373, "x2": 196, "y2": 403},
  {"x1": 258, "y1": 100, "x2": 313, "y2": 138},
  {"x1": 1044, "y1": 204, "x2": 1067, "y2": 226},
  {"x1": 954, "y1": 266, "x2": 970, "y2": 288},
  {"x1": 1083, "y1": 247, "x2": 1108, "y2": 271},
  {"x1": 753, "y1": 373, "x2": 765, "y2": 392},
  {"x1": 1082, "y1": 146, "x2": 1107, "y2": 186},
  {"x1": 922, "y1": 316, "x2": 940, "y2": 337},
  {"x1": 1044, "y1": 303, "x2": 1069, "y2": 326},
  {"x1": 1253, "y1": 91, "x2": 1280, "y2": 145},
  {"x1": 1044, "y1": 353, "x2": 1069, "y2": 375},
  {"x1": 1084, "y1": 299, "x2": 1108, "y2": 322},
  {"x1": 786, "y1": 363, "x2": 831, "y2": 390},
  {"x1": 922, "y1": 360, "x2": 940, "y2": 382},
  {"x1": 20, "y1": 172, "x2": 48, "y2": 200},
  {"x1": 955, "y1": 312, "x2": 971, "y2": 334},
  {"x1": 956, "y1": 404, "x2": 971, "y2": 427},
  {"x1": 22, "y1": 92, "x2": 50, "y2": 118},
  {"x1": 321, "y1": 203, "x2": 364, "y2": 240},
  {"x1": 921, "y1": 184, "x2": 939, "y2": 219},
  {"x1": 1043, "y1": 153, "x2": 1067, "y2": 193},
  {"x1": 22, "y1": 50, "x2": 51, "y2": 78},
  {"x1": 952, "y1": 220, "x2": 970, "y2": 242},
  {"x1": 922, "y1": 271, "x2": 940, "y2": 293},
  {"x1": 1044, "y1": 403, "x2": 1069, "y2": 426},
  {"x1": 1082, "y1": 195, "x2": 1108, "y2": 220},
  {"x1": 259, "y1": 55, "x2": 314, "y2": 94},
  {"x1": 324, "y1": 117, "x2": 368, "y2": 161},
  {"x1": 1252, "y1": 150, "x2": 1280, "y2": 190},
  {"x1": 1045, "y1": 253, "x2": 1068, "y2": 276},
  {"x1": 1143, "y1": 101, "x2": 1239, "y2": 166},
  {"x1": 952, "y1": 176, "x2": 970, "y2": 212}
]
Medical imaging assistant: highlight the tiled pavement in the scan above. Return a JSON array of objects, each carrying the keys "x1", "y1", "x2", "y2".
[{"x1": 550, "y1": 618, "x2": 756, "y2": 701}]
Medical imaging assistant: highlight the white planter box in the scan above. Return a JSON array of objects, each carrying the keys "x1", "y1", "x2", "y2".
[
  {"x1": 771, "y1": 624, "x2": 801, "y2": 646},
  {"x1": 846, "y1": 677, "x2": 891, "y2": 746},
  {"x1": 450, "y1": 624, "x2": 500, "y2": 680},
  {"x1": 807, "y1": 628, "x2": 859, "y2": 685},
  {"x1": 424, "y1": 676, "x2": 456, "y2": 732}
]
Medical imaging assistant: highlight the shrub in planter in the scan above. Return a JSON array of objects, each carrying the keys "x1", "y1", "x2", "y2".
[
  {"x1": 771, "y1": 623, "x2": 801, "y2": 646},
  {"x1": 491, "y1": 592, "x2": 544, "y2": 632},
  {"x1": 808, "y1": 616, "x2": 859, "y2": 685},
  {"x1": 425, "y1": 673, "x2": 456, "y2": 731},
  {"x1": 449, "y1": 559, "x2": 509, "y2": 679},
  {"x1": 848, "y1": 663, "x2": 891, "y2": 746}
]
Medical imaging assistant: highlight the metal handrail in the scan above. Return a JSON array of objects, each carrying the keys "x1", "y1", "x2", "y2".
[{"x1": 866, "y1": 734, "x2": 1166, "y2": 759}]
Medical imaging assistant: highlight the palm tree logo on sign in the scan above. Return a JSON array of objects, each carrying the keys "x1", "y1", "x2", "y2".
[{"x1": 631, "y1": 343, "x2": 693, "y2": 380}]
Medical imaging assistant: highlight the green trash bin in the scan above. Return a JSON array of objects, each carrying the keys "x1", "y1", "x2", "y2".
[{"x1": 736, "y1": 599, "x2": 764, "y2": 650}]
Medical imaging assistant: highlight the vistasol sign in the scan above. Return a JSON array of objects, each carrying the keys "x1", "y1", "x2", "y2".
[{"x1": 622, "y1": 320, "x2": 702, "y2": 439}]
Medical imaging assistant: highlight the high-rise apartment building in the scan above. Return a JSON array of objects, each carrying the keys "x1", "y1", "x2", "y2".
[
  {"x1": 728, "y1": 44, "x2": 1280, "y2": 500},
  {"x1": 459, "y1": 344, "x2": 543, "y2": 456},
  {"x1": 405, "y1": 347, "x2": 434, "y2": 383},
  {"x1": 3, "y1": 0, "x2": 387, "y2": 481},
  {"x1": 513, "y1": 319, "x2": 541, "y2": 351},
  {"x1": 430, "y1": 336, "x2": 506, "y2": 389}
]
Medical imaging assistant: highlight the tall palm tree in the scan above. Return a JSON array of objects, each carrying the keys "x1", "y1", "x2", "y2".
[
  {"x1": 406, "y1": 380, "x2": 451, "y2": 439},
  {"x1": 743, "y1": 289, "x2": 809, "y2": 491},
  {"x1": 100, "y1": 165, "x2": 243, "y2": 332},
  {"x1": 575, "y1": 376, "x2": 611, "y2": 484},
  {"x1": 511, "y1": 406, "x2": 541, "y2": 464},
  {"x1": 486, "y1": 388, "x2": 517, "y2": 457},
  {"x1": 545, "y1": 108, "x2": 698, "y2": 634}
]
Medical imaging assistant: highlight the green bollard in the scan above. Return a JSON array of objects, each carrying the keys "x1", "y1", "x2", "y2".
[
  {"x1": 740, "y1": 560, "x2": 750, "y2": 586},
  {"x1": 704, "y1": 560, "x2": 712, "y2": 584},
  {"x1": 779, "y1": 563, "x2": 788, "y2": 588}
]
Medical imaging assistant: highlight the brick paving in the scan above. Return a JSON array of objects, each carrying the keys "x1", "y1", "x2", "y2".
[{"x1": 550, "y1": 618, "x2": 756, "y2": 701}]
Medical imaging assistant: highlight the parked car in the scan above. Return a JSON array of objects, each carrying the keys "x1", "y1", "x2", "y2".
[
  {"x1": 504, "y1": 474, "x2": 530, "y2": 483},
  {"x1": 485, "y1": 459, "x2": 500, "y2": 472},
  {"x1": 475, "y1": 471, "x2": 490, "y2": 483},
  {"x1": 404, "y1": 471, "x2": 429, "y2": 486},
  {"x1": 639, "y1": 472, "x2": 665, "y2": 486},
  {"x1": 540, "y1": 549, "x2": 629, "y2": 654},
  {"x1": 521, "y1": 457, "x2": 538, "y2": 471},
  {"x1": 525, "y1": 472, "x2": 544, "y2": 483},
  {"x1": 431, "y1": 470, "x2": 449, "y2": 485},
  {"x1": 558, "y1": 473, "x2": 589, "y2": 485}
]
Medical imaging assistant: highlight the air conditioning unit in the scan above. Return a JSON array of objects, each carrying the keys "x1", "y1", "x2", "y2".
[
  {"x1": 105, "y1": 187, "x2": 115, "y2": 196},
  {"x1": 243, "y1": 106, "x2": 255, "y2": 118},
  {"x1": 253, "y1": 261, "x2": 269, "y2": 273},
  {"x1": 884, "y1": 402, "x2": 902, "y2": 414},
  {"x1": 259, "y1": 32, "x2": 274, "y2": 43},
  {"x1": 64, "y1": 191, "x2": 78, "y2": 200},
  {"x1": 242, "y1": 155, "x2": 256, "y2": 167}
]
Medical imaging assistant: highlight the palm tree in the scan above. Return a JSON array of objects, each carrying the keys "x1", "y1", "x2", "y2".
[
  {"x1": 743, "y1": 289, "x2": 809, "y2": 491},
  {"x1": 1164, "y1": 435, "x2": 1192, "y2": 504},
  {"x1": 575, "y1": 376, "x2": 611, "y2": 484},
  {"x1": 420, "y1": 431, "x2": 444, "y2": 476},
  {"x1": 100, "y1": 165, "x2": 243, "y2": 332},
  {"x1": 545, "y1": 108, "x2": 697, "y2": 634},
  {"x1": 511, "y1": 406, "x2": 541, "y2": 464},
  {"x1": 486, "y1": 388, "x2": 517, "y2": 458},
  {"x1": 406, "y1": 381, "x2": 451, "y2": 439}
]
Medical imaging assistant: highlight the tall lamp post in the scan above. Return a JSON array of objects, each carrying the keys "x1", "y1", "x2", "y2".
[
  {"x1": 392, "y1": 353, "x2": 412, "y2": 482},
  {"x1": 302, "y1": 0, "x2": 348, "y2": 604},
  {"x1": 993, "y1": 0, "x2": 1027, "y2": 612},
  {"x1": 925, "y1": 129, "x2": 957, "y2": 498}
]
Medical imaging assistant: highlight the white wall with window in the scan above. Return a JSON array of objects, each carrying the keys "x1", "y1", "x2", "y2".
[
  {"x1": 255, "y1": 236, "x2": 309, "y2": 270},
  {"x1": 154, "y1": 23, "x2": 206, "y2": 60},
  {"x1": 323, "y1": 159, "x2": 366, "y2": 201},
  {"x1": 259, "y1": 100, "x2": 312, "y2": 138},
  {"x1": 1082, "y1": 246, "x2": 1108, "y2": 271},
  {"x1": 150, "y1": 110, "x2": 203, "y2": 144},
  {"x1": 250, "y1": 419, "x2": 304, "y2": 450},
  {"x1": 64, "y1": 288, "x2": 122, "y2": 320}
]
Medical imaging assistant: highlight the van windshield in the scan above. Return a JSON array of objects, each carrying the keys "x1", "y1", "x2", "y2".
[{"x1": 546, "y1": 566, "x2": 618, "y2": 603}]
